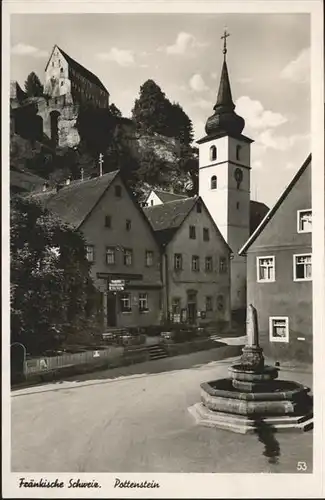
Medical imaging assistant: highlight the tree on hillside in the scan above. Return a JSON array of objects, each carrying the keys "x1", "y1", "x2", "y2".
[
  {"x1": 169, "y1": 103, "x2": 194, "y2": 146},
  {"x1": 10, "y1": 196, "x2": 102, "y2": 355},
  {"x1": 178, "y1": 145, "x2": 199, "y2": 196},
  {"x1": 109, "y1": 103, "x2": 122, "y2": 118},
  {"x1": 24, "y1": 72, "x2": 44, "y2": 98},
  {"x1": 76, "y1": 105, "x2": 118, "y2": 157},
  {"x1": 133, "y1": 149, "x2": 172, "y2": 188},
  {"x1": 131, "y1": 80, "x2": 173, "y2": 136}
]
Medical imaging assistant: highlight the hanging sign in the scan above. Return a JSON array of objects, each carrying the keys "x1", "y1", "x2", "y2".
[{"x1": 109, "y1": 279, "x2": 125, "y2": 291}]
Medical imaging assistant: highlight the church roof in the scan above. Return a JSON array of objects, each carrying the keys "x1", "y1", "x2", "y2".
[
  {"x1": 249, "y1": 200, "x2": 270, "y2": 234},
  {"x1": 201, "y1": 33, "x2": 246, "y2": 140},
  {"x1": 46, "y1": 45, "x2": 109, "y2": 94},
  {"x1": 30, "y1": 170, "x2": 119, "y2": 229},
  {"x1": 239, "y1": 154, "x2": 311, "y2": 254},
  {"x1": 147, "y1": 189, "x2": 188, "y2": 204}
]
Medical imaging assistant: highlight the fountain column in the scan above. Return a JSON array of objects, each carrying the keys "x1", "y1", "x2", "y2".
[{"x1": 240, "y1": 304, "x2": 265, "y2": 372}]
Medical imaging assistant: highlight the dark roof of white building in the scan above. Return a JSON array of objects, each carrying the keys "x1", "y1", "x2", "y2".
[{"x1": 239, "y1": 154, "x2": 311, "y2": 255}]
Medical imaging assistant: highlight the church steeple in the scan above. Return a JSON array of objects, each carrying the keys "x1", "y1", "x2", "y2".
[{"x1": 205, "y1": 29, "x2": 245, "y2": 137}]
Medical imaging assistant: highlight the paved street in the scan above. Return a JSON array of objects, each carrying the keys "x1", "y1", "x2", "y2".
[{"x1": 11, "y1": 348, "x2": 313, "y2": 473}]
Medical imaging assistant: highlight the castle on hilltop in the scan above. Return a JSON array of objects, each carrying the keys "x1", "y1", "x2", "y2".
[{"x1": 10, "y1": 45, "x2": 110, "y2": 149}]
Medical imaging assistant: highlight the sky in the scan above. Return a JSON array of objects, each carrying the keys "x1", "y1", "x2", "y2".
[{"x1": 10, "y1": 13, "x2": 311, "y2": 207}]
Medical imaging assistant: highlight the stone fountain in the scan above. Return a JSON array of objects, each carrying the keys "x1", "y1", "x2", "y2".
[{"x1": 189, "y1": 305, "x2": 313, "y2": 434}]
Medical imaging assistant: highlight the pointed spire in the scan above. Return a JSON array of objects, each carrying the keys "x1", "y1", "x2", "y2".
[
  {"x1": 204, "y1": 29, "x2": 245, "y2": 138},
  {"x1": 214, "y1": 60, "x2": 235, "y2": 112}
]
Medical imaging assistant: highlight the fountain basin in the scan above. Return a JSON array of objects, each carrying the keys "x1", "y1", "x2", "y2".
[{"x1": 229, "y1": 364, "x2": 278, "y2": 382}]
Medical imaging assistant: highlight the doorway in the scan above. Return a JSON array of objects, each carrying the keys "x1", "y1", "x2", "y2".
[
  {"x1": 106, "y1": 292, "x2": 117, "y2": 327},
  {"x1": 187, "y1": 291, "x2": 197, "y2": 325}
]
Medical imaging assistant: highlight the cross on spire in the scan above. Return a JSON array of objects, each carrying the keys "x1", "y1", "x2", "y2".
[{"x1": 221, "y1": 28, "x2": 230, "y2": 59}]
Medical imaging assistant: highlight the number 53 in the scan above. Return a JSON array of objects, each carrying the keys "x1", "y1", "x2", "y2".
[{"x1": 297, "y1": 461, "x2": 307, "y2": 471}]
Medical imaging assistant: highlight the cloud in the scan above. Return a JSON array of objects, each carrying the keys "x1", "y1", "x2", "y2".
[
  {"x1": 237, "y1": 77, "x2": 253, "y2": 84},
  {"x1": 192, "y1": 97, "x2": 212, "y2": 110},
  {"x1": 252, "y1": 160, "x2": 263, "y2": 170},
  {"x1": 256, "y1": 129, "x2": 310, "y2": 151},
  {"x1": 280, "y1": 47, "x2": 310, "y2": 83},
  {"x1": 235, "y1": 96, "x2": 288, "y2": 130},
  {"x1": 11, "y1": 43, "x2": 48, "y2": 58},
  {"x1": 96, "y1": 48, "x2": 135, "y2": 67},
  {"x1": 161, "y1": 32, "x2": 207, "y2": 55},
  {"x1": 189, "y1": 74, "x2": 208, "y2": 92}
]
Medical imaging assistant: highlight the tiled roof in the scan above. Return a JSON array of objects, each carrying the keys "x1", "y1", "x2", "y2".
[
  {"x1": 144, "y1": 197, "x2": 197, "y2": 244},
  {"x1": 55, "y1": 46, "x2": 109, "y2": 94},
  {"x1": 153, "y1": 190, "x2": 188, "y2": 203},
  {"x1": 240, "y1": 154, "x2": 311, "y2": 255},
  {"x1": 10, "y1": 170, "x2": 46, "y2": 193},
  {"x1": 249, "y1": 200, "x2": 269, "y2": 234},
  {"x1": 31, "y1": 171, "x2": 119, "y2": 229}
]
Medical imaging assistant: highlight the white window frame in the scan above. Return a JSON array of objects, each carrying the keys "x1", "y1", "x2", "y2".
[
  {"x1": 138, "y1": 293, "x2": 148, "y2": 313},
  {"x1": 106, "y1": 247, "x2": 115, "y2": 265},
  {"x1": 120, "y1": 293, "x2": 131, "y2": 313},
  {"x1": 269, "y1": 317, "x2": 289, "y2": 343},
  {"x1": 297, "y1": 209, "x2": 312, "y2": 233},
  {"x1": 86, "y1": 245, "x2": 94, "y2": 262},
  {"x1": 192, "y1": 255, "x2": 200, "y2": 272},
  {"x1": 174, "y1": 253, "x2": 182, "y2": 270},
  {"x1": 293, "y1": 253, "x2": 312, "y2": 282},
  {"x1": 145, "y1": 250, "x2": 154, "y2": 267},
  {"x1": 123, "y1": 249, "x2": 133, "y2": 266},
  {"x1": 256, "y1": 256, "x2": 275, "y2": 283}
]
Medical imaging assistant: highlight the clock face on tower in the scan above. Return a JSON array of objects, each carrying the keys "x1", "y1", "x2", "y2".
[{"x1": 234, "y1": 168, "x2": 243, "y2": 189}]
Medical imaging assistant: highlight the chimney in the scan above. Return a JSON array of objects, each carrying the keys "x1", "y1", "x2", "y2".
[
  {"x1": 65, "y1": 177, "x2": 71, "y2": 186},
  {"x1": 42, "y1": 182, "x2": 49, "y2": 192},
  {"x1": 80, "y1": 167, "x2": 84, "y2": 181}
]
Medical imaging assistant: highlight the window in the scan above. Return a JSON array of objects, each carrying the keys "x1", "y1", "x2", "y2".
[
  {"x1": 126, "y1": 219, "x2": 131, "y2": 231},
  {"x1": 174, "y1": 253, "x2": 183, "y2": 270},
  {"x1": 145, "y1": 250, "x2": 154, "y2": 267},
  {"x1": 189, "y1": 225, "x2": 196, "y2": 239},
  {"x1": 172, "y1": 298, "x2": 181, "y2": 315},
  {"x1": 60, "y1": 67, "x2": 63, "y2": 73},
  {"x1": 115, "y1": 185, "x2": 122, "y2": 197},
  {"x1": 219, "y1": 257, "x2": 228, "y2": 274},
  {"x1": 217, "y1": 294, "x2": 224, "y2": 311},
  {"x1": 106, "y1": 247, "x2": 115, "y2": 265},
  {"x1": 60, "y1": 81, "x2": 64, "y2": 86},
  {"x1": 104, "y1": 215, "x2": 111, "y2": 228},
  {"x1": 197, "y1": 202, "x2": 202, "y2": 213},
  {"x1": 269, "y1": 317, "x2": 289, "y2": 343},
  {"x1": 210, "y1": 145, "x2": 217, "y2": 161},
  {"x1": 257, "y1": 256, "x2": 275, "y2": 282},
  {"x1": 86, "y1": 245, "x2": 94, "y2": 262},
  {"x1": 150, "y1": 200, "x2": 154, "y2": 206},
  {"x1": 206, "y1": 296, "x2": 213, "y2": 312},
  {"x1": 120, "y1": 293, "x2": 131, "y2": 313},
  {"x1": 203, "y1": 228, "x2": 210, "y2": 241},
  {"x1": 297, "y1": 209, "x2": 312, "y2": 233},
  {"x1": 205, "y1": 256, "x2": 213, "y2": 272},
  {"x1": 293, "y1": 254, "x2": 312, "y2": 281},
  {"x1": 211, "y1": 175, "x2": 217, "y2": 190},
  {"x1": 236, "y1": 145, "x2": 242, "y2": 161},
  {"x1": 236, "y1": 202, "x2": 240, "y2": 210},
  {"x1": 123, "y1": 248, "x2": 133, "y2": 266},
  {"x1": 139, "y1": 293, "x2": 148, "y2": 312},
  {"x1": 192, "y1": 255, "x2": 200, "y2": 272}
]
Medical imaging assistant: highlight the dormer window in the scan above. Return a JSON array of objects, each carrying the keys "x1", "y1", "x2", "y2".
[
  {"x1": 236, "y1": 145, "x2": 242, "y2": 161},
  {"x1": 211, "y1": 176, "x2": 217, "y2": 190},
  {"x1": 210, "y1": 145, "x2": 217, "y2": 161}
]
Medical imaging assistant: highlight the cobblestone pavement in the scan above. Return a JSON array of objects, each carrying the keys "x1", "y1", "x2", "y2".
[{"x1": 11, "y1": 349, "x2": 313, "y2": 473}]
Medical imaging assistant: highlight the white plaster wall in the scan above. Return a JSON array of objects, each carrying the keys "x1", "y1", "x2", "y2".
[
  {"x1": 146, "y1": 191, "x2": 163, "y2": 207},
  {"x1": 45, "y1": 47, "x2": 71, "y2": 98}
]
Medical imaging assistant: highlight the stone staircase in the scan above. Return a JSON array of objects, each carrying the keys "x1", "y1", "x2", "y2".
[{"x1": 146, "y1": 343, "x2": 169, "y2": 361}]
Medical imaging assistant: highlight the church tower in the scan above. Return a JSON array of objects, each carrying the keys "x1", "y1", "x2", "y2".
[{"x1": 198, "y1": 30, "x2": 253, "y2": 312}]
